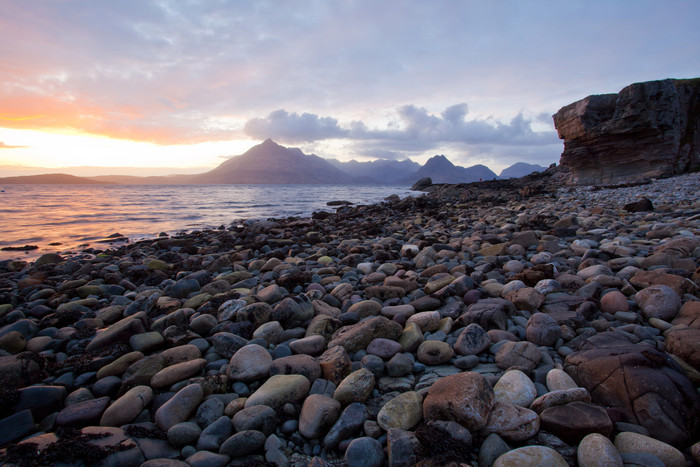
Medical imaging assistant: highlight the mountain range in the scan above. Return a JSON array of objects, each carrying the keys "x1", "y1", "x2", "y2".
[{"x1": 0, "y1": 139, "x2": 546, "y2": 185}]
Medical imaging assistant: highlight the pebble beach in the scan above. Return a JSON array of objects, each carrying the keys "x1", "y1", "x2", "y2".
[{"x1": 0, "y1": 168, "x2": 699, "y2": 466}]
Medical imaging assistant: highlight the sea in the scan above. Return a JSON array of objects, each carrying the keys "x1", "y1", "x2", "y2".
[{"x1": 0, "y1": 184, "x2": 413, "y2": 261}]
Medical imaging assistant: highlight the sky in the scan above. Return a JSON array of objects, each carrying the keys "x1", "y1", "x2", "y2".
[{"x1": 1, "y1": 1, "x2": 699, "y2": 177}]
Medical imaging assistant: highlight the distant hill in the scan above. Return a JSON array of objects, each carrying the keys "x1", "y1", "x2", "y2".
[
  {"x1": 328, "y1": 158, "x2": 421, "y2": 184},
  {"x1": 499, "y1": 162, "x2": 546, "y2": 179},
  {"x1": 400, "y1": 155, "x2": 497, "y2": 184},
  {"x1": 189, "y1": 139, "x2": 355, "y2": 184},
  {"x1": 0, "y1": 173, "x2": 111, "y2": 184}
]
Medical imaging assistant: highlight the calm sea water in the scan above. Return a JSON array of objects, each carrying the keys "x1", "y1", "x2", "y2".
[{"x1": 0, "y1": 184, "x2": 412, "y2": 261}]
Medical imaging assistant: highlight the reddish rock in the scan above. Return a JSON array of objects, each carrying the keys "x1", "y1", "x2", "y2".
[
  {"x1": 672, "y1": 301, "x2": 700, "y2": 328},
  {"x1": 564, "y1": 332, "x2": 700, "y2": 446},
  {"x1": 423, "y1": 372, "x2": 495, "y2": 431},
  {"x1": 665, "y1": 327, "x2": 700, "y2": 369},
  {"x1": 630, "y1": 270, "x2": 695, "y2": 297},
  {"x1": 317, "y1": 345, "x2": 352, "y2": 385},
  {"x1": 553, "y1": 78, "x2": 700, "y2": 185},
  {"x1": 328, "y1": 316, "x2": 403, "y2": 353},
  {"x1": 539, "y1": 402, "x2": 613, "y2": 444}
]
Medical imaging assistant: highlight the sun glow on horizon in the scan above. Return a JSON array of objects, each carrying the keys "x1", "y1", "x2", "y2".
[{"x1": 0, "y1": 127, "x2": 259, "y2": 176}]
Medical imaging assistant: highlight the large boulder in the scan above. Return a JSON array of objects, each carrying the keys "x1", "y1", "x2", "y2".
[
  {"x1": 564, "y1": 332, "x2": 700, "y2": 446},
  {"x1": 553, "y1": 78, "x2": 700, "y2": 185}
]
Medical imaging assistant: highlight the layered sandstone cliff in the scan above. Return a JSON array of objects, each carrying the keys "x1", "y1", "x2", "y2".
[{"x1": 553, "y1": 78, "x2": 700, "y2": 185}]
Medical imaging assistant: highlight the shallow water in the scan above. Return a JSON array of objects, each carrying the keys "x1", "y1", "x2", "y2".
[{"x1": 0, "y1": 184, "x2": 411, "y2": 261}]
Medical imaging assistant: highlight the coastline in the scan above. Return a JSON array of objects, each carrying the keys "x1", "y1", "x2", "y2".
[{"x1": 0, "y1": 172, "x2": 698, "y2": 465}]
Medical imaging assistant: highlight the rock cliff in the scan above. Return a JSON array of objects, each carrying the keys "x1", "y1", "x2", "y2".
[{"x1": 553, "y1": 78, "x2": 700, "y2": 185}]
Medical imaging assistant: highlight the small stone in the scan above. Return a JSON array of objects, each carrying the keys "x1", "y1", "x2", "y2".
[
  {"x1": 334, "y1": 368, "x2": 375, "y2": 405},
  {"x1": 228, "y1": 344, "x2": 273, "y2": 382},
  {"x1": 377, "y1": 391, "x2": 423, "y2": 431},
  {"x1": 600, "y1": 291, "x2": 628, "y2": 314},
  {"x1": 614, "y1": 431, "x2": 685, "y2": 467},
  {"x1": 635, "y1": 285, "x2": 682, "y2": 321},
  {"x1": 299, "y1": 394, "x2": 342, "y2": 439},
  {"x1": 416, "y1": 340, "x2": 454, "y2": 365},
  {"x1": 155, "y1": 384, "x2": 204, "y2": 432},
  {"x1": 219, "y1": 429, "x2": 266, "y2": 457},
  {"x1": 495, "y1": 341, "x2": 541, "y2": 371},
  {"x1": 577, "y1": 433, "x2": 623, "y2": 467},
  {"x1": 423, "y1": 371, "x2": 495, "y2": 431},
  {"x1": 100, "y1": 385, "x2": 153, "y2": 427},
  {"x1": 245, "y1": 374, "x2": 310, "y2": 411},
  {"x1": 480, "y1": 401, "x2": 540, "y2": 441},
  {"x1": 494, "y1": 370, "x2": 537, "y2": 407},
  {"x1": 545, "y1": 368, "x2": 578, "y2": 391},
  {"x1": 493, "y1": 446, "x2": 568, "y2": 467},
  {"x1": 345, "y1": 437, "x2": 384, "y2": 467},
  {"x1": 526, "y1": 313, "x2": 561, "y2": 346},
  {"x1": 454, "y1": 323, "x2": 491, "y2": 356}
]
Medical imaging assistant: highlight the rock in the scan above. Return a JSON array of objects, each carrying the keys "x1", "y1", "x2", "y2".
[
  {"x1": 539, "y1": 402, "x2": 612, "y2": 444},
  {"x1": 665, "y1": 326, "x2": 700, "y2": 368},
  {"x1": 155, "y1": 383, "x2": 204, "y2": 431},
  {"x1": 317, "y1": 345, "x2": 352, "y2": 385},
  {"x1": 635, "y1": 285, "x2": 682, "y2": 321},
  {"x1": 377, "y1": 391, "x2": 423, "y2": 431},
  {"x1": 493, "y1": 445, "x2": 568, "y2": 467},
  {"x1": 504, "y1": 287, "x2": 544, "y2": 312},
  {"x1": 416, "y1": 340, "x2": 454, "y2": 365},
  {"x1": 529, "y1": 388, "x2": 592, "y2": 414},
  {"x1": 245, "y1": 374, "x2": 310, "y2": 411},
  {"x1": 55, "y1": 396, "x2": 111, "y2": 428},
  {"x1": 334, "y1": 368, "x2": 375, "y2": 405},
  {"x1": 100, "y1": 385, "x2": 153, "y2": 427},
  {"x1": 269, "y1": 354, "x2": 322, "y2": 382},
  {"x1": 386, "y1": 428, "x2": 420, "y2": 467},
  {"x1": 623, "y1": 198, "x2": 654, "y2": 212},
  {"x1": 553, "y1": 78, "x2": 700, "y2": 185},
  {"x1": 480, "y1": 401, "x2": 540, "y2": 441},
  {"x1": 457, "y1": 298, "x2": 515, "y2": 331},
  {"x1": 150, "y1": 358, "x2": 206, "y2": 389},
  {"x1": 614, "y1": 431, "x2": 685, "y2": 467},
  {"x1": 454, "y1": 323, "x2": 491, "y2": 356},
  {"x1": 423, "y1": 371, "x2": 495, "y2": 430},
  {"x1": 197, "y1": 415, "x2": 233, "y2": 451},
  {"x1": 289, "y1": 334, "x2": 326, "y2": 356},
  {"x1": 227, "y1": 344, "x2": 273, "y2": 382},
  {"x1": 299, "y1": 394, "x2": 342, "y2": 439},
  {"x1": 366, "y1": 337, "x2": 403, "y2": 359},
  {"x1": 323, "y1": 402, "x2": 368, "y2": 449},
  {"x1": 526, "y1": 312, "x2": 561, "y2": 346},
  {"x1": 479, "y1": 433, "x2": 511, "y2": 467},
  {"x1": 577, "y1": 433, "x2": 623, "y2": 467},
  {"x1": 345, "y1": 437, "x2": 384, "y2": 467},
  {"x1": 564, "y1": 333, "x2": 700, "y2": 446},
  {"x1": 411, "y1": 177, "x2": 433, "y2": 191},
  {"x1": 546, "y1": 368, "x2": 578, "y2": 391},
  {"x1": 600, "y1": 291, "x2": 628, "y2": 314},
  {"x1": 495, "y1": 341, "x2": 542, "y2": 371},
  {"x1": 328, "y1": 316, "x2": 403, "y2": 353},
  {"x1": 232, "y1": 405, "x2": 277, "y2": 435},
  {"x1": 0, "y1": 410, "x2": 35, "y2": 446},
  {"x1": 494, "y1": 370, "x2": 537, "y2": 407},
  {"x1": 219, "y1": 429, "x2": 266, "y2": 457},
  {"x1": 167, "y1": 422, "x2": 202, "y2": 447}
]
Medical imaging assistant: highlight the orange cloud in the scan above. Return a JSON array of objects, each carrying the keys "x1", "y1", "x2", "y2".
[{"x1": 0, "y1": 93, "x2": 233, "y2": 145}]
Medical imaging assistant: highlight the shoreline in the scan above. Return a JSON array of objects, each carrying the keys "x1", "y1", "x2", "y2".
[{"x1": 0, "y1": 171, "x2": 698, "y2": 465}]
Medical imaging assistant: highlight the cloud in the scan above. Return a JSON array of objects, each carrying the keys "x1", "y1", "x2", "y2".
[
  {"x1": 0, "y1": 141, "x2": 26, "y2": 149},
  {"x1": 244, "y1": 110, "x2": 349, "y2": 142},
  {"x1": 244, "y1": 103, "x2": 559, "y2": 148}
]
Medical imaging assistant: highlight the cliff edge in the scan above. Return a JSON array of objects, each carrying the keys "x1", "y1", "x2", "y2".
[{"x1": 553, "y1": 78, "x2": 700, "y2": 185}]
